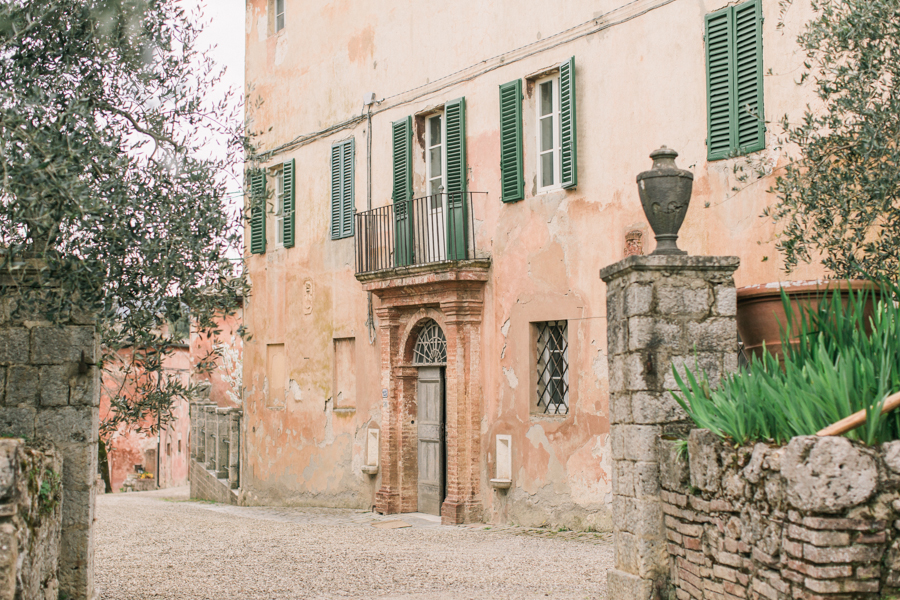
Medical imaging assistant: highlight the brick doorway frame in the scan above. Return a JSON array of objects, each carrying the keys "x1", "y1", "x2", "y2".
[{"x1": 359, "y1": 261, "x2": 489, "y2": 525}]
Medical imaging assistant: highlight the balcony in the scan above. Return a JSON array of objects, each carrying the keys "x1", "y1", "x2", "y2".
[{"x1": 355, "y1": 192, "x2": 486, "y2": 275}]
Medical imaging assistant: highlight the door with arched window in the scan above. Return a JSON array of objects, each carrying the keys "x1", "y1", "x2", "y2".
[{"x1": 413, "y1": 320, "x2": 447, "y2": 516}]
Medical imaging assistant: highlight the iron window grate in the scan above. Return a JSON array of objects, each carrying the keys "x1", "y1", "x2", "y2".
[
  {"x1": 536, "y1": 321, "x2": 569, "y2": 415},
  {"x1": 413, "y1": 320, "x2": 447, "y2": 365}
]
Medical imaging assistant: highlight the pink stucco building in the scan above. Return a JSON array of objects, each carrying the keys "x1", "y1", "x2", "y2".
[{"x1": 240, "y1": 0, "x2": 823, "y2": 527}]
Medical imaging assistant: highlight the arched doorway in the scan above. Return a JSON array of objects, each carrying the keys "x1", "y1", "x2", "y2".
[{"x1": 412, "y1": 319, "x2": 447, "y2": 515}]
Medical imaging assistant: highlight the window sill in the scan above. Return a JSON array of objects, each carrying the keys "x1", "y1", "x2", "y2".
[
  {"x1": 529, "y1": 412, "x2": 568, "y2": 421},
  {"x1": 534, "y1": 185, "x2": 565, "y2": 197}
]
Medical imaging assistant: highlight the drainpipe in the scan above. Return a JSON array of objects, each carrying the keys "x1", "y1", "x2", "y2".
[{"x1": 365, "y1": 102, "x2": 377, "y2": 345}]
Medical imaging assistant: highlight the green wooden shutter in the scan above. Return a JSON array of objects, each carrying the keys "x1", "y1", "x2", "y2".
[
  {"x1": 391, "y1": 117, "x2": 413, "y2": 266},
  {"x1": 282, "y1": 159, "x2": 295, "y2": 248},
  {"x1": 249, "y1": 169, "x2": 266, "y2": 254},
  {"x1": 559, "y1": 56, "x2": 577, "y2": 190},
  {"x1": 706, "y1": 0, "x2": 764, "y2": 160},
  {"x1": 341, "y1": 138, "x2": 355, "y2": 238},
  {"x1": 330, "y1": 143, "x2": 342, "y2": 240},
  {"x1": 706, "y1": 9, "x2": 734, "y2": 160},
  {"x1": 734, "y1": 0, "x2": 764, "y2": 154},
  {"x1": 445, "y1": 97, "x2": 468, "y2": 260},
  {"x1": 499, "y1": 80, "x2": 524, "y2": 203}
]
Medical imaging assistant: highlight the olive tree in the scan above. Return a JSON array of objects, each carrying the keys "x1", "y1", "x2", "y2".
[
  {"x1": 767, "y1": 0, "x2": 900, "y2": 282},
  {"x1": 0, "y1": 0, "x2": 249, "y2": 441}
]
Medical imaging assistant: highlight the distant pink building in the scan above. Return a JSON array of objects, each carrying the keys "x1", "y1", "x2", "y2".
[
  {"x1": 100, "y1": 344, "x2": 192, "y2": 492},
  {"x1": 100, "y1": 307, "x2": 242, "y2": 493}
]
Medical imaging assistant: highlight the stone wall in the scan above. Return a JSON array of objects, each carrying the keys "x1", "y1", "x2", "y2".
[
  {"x1": 0, "y1": 439, "x2": 63, "y2": 600},
  {"x1": 0, "y1": 317, "x2": 99, "y2": 600},
  {"x1": 660, "y1": 429, "x2": 900, "y2": 599}
]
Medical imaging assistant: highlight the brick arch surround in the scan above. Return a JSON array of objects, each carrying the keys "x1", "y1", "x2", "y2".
[{"x1": 358, "y1": 261, "x2": 490, "y2": 524}]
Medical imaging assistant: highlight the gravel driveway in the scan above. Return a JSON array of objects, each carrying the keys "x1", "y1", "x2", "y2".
[{"x1": 95, "y1": 487, "x2": 612, "y2": 600}]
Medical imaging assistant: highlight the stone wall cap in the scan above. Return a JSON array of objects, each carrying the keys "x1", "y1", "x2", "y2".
[{"x1": 599, "y1": 255, "x2": 740, "y2": 282}]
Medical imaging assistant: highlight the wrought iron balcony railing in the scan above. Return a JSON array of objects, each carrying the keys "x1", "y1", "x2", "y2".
[{"x1": 355, "y1": 192, "x2": 484, "y2": 275}]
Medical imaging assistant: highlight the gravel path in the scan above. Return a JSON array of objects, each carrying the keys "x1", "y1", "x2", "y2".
[{"x1": 96, "y1": 487, "x2": 612, "y2": 599}]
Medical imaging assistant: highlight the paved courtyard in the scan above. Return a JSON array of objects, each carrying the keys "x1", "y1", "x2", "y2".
[{"x1": 95, "y1": 487, "x2": 612, "y2": 599}]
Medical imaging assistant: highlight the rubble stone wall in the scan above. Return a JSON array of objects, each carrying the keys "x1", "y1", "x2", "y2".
[
  {"x1": 0, "y1": 439, "x2": 63, "y2": 600},
  {"x1": 660, "y1": 429, "x2": 900, "y2": 599}
]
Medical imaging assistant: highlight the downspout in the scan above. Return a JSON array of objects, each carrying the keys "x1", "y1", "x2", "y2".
[{"x1": 365, "y1": 104, "x2": 377, "y2": 345}]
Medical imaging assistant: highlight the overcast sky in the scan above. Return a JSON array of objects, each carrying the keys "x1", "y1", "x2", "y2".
[{"x1": 181, "y1": 0, "x2": 245, "y2": 195}]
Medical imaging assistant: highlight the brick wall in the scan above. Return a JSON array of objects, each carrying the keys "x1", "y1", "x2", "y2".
[{"x1": 660, "y1": 429, "x2": 900, "y2": 599}]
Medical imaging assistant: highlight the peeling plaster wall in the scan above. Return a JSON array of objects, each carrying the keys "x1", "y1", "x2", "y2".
[{"x1": 242, "y1": 0, "x2": 822, "y2": 526}]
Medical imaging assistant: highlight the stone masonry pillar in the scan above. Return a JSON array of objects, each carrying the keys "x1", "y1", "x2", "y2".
[
  {"x1": 0, "y1": 265, "x2": 101, "y2": 600},
  {"x1": 215, "y1": 407, "x2": 229, "y2": 479},
  {"x1": 228, "y1": 409, "x2": 241, "y2": 489},
  {"x1": 599, "y1": 255, "x2": 738, "y2": 600},
  {"x1": 204, "y1": 405, "x2": 216, "y2": 471}
]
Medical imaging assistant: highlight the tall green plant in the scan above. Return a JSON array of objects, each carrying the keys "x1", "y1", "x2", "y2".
[{"x1": 673, "y1": 283, "x2": 900, "y2": 445}]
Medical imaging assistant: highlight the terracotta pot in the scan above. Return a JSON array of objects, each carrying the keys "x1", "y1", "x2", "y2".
[{"x1": 736, "y1": 280, "x2": 879, "y2": 361}]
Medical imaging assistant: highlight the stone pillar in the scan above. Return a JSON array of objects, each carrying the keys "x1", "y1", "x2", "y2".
[
  {"x1": 204, "y1": 405, "x2": 216, "y2": 471},
  {"x1": 599, "y1": 255, "x2": 739, "y2": 600},
  {"x1": 228, "y1": 409, "x2": 241, "y2": 489},
  {"x1": 193, "y1": 403, "x2": 205, "y2": 463},
  {"x1": 215, "y1": 407, "x2": 229, "y2": 479},
  {"x1": 0, "y1": 311, "x2": 100, "y2": 598}
]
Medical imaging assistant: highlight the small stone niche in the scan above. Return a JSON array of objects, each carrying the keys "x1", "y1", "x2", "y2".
[
  {"x1": 491, "y1": 435, "x2": 512, "y2": 490},
  {"x1": 362, "y1": 427, "x2": 379, "y2": 475}
]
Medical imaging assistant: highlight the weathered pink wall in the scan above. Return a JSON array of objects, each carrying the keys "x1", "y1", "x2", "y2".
[
  {"x1": 100, "y1": 346, "x2": 192, "y2": 492},
  {"x1": 241, "y1": 0, "x2": 823, "y2": 527},
  {"x1": 190, "y1": 307, "x2": 244, "y2": 409}
]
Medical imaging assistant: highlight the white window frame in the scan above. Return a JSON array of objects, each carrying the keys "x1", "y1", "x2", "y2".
[
  {"x1": 275, "y1": 0, "x2": 285, "y2": 32},
  {"x1": 536, "y1": 74, "x2": 561, "y2": 193},
  {"x1": 274, "y1": 169, "x2": 285, "y2": 247},
  {"x1": 425, "y1": 112, "x2": 446, "y2": 197}
]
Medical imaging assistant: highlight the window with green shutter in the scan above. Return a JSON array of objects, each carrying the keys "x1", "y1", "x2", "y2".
[
  {"x1": 705, "y1": 0, "x2": 764, "y2": 161},
  {"x1": 559, "y1": 56, "x2": 577, "y2": 189},
  {"x1": 392, "y1": 117, "x2": 413, "y2": 266},
  {"x1": 249, "y1": 169, "x2": 266, "y2": 254},
  {"x1": 499, "y1": 79, "x2": 523, "y2": 203},
  {"x1": 330, "y1": 138, "x2": 355, "y2": 240},
  {"x1": 445, "y1": 97, "x2": 467, "y2": 260},
  {"x1": 282, "y1": 159, "x2": 295, "y2": 248},
  {"x1": 535, "y1": 57, "x2": 577, "y2": 193}
]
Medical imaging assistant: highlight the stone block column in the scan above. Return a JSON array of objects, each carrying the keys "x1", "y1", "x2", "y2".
[
  {"x1": 228, "y1": 409, "x2": 241, "y2": 489},
  {"x1": 204, "y1": 405, "x2": 216, "y2": 471},
  {"x1": 215, "y1": 407, "x2": 229, "y2": 479},
  {"x1": 599, "y1": 255, "x2": 738, "y2": 600},
  {"x1": 0, "y1": 316, "x2": 100, "y2": 600}
]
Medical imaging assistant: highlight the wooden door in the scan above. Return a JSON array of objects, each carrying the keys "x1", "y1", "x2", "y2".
[{"x1": 417, "y1": 367, "x2": 444, "y2": 515}]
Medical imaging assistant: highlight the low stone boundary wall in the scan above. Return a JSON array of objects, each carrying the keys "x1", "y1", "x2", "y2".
[
  {"x1": 659, "y1": 429, "x2": 900, "y2": 599},
  {"x1": 189, "y1": 460, "x2": 238, "y2": 505},
  {"x1": 0, "y1": 439, "x2": 63, "y2": 600}
]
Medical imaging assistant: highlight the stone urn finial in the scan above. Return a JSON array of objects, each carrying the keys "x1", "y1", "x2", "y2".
[{"x1": 636, "y1": 146, "x2": 694, "y2": 256}]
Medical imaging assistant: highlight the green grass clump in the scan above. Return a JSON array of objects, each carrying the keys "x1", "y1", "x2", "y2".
[{"x1": 672, "y1": 281, "x2": 900, "y2": 446}]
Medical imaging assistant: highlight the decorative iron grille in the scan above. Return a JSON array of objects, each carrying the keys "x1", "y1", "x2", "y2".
[
  {"x1": 536, "y1": 321, "x2": 569, "y2": 414},
  {"x1": 354, "y1": 192, "x2": 486, "y2": 274},
  {"x1": 413, "y1": 320, "x2": 447, "y2": 365}
]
